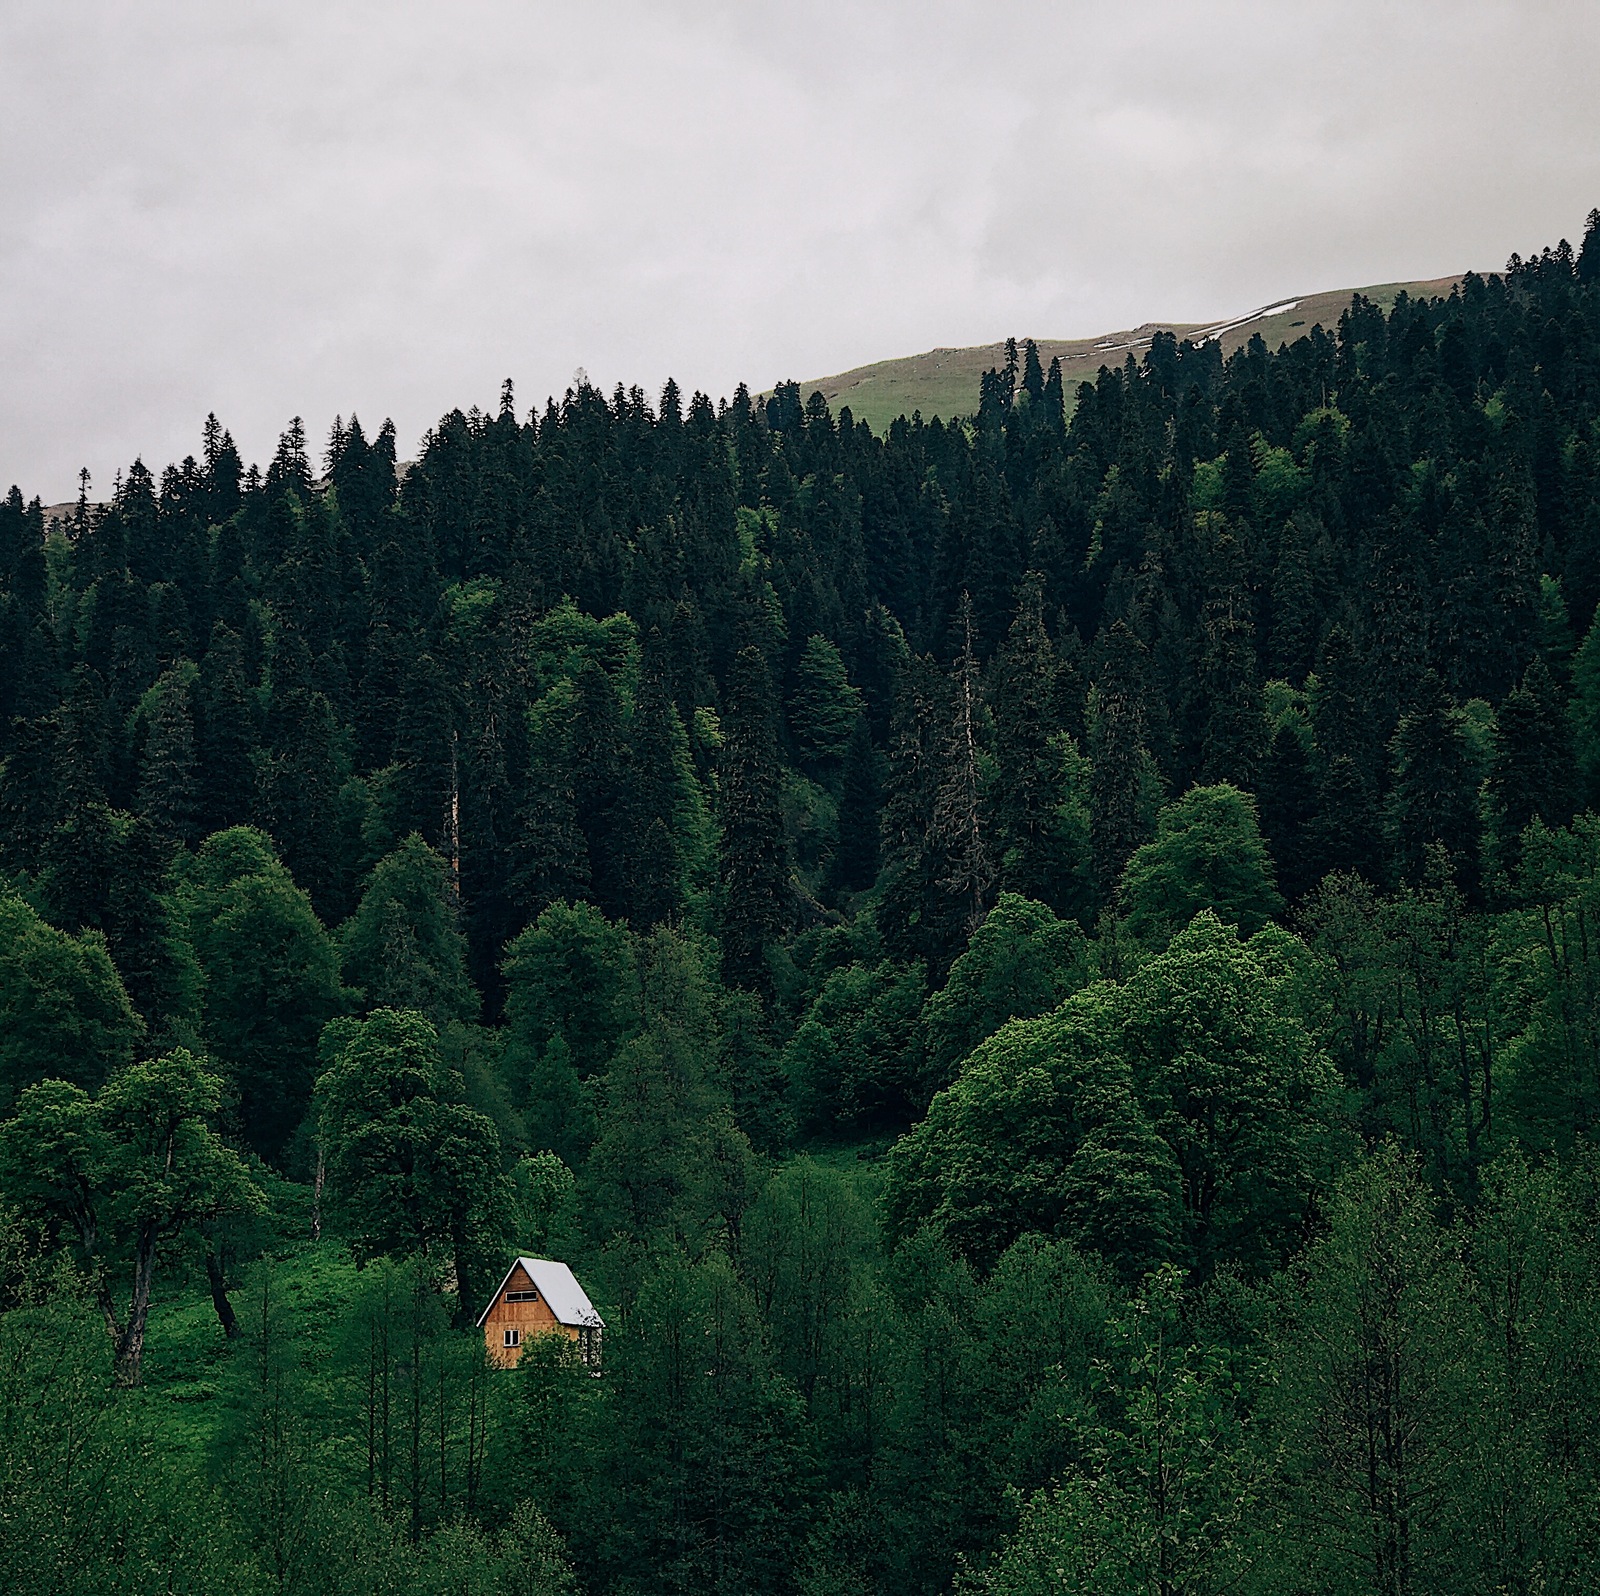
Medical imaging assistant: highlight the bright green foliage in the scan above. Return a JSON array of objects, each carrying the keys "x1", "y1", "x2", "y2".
[
  {"x1": 182, "y1": 827, "x2": 345, "y2": 1163},
  {"x1": 785, "y1": 958, "x2": 928, "y2": 1132},
  {"x1": 886, "y1": 981, "x2": 1179, "y2": 1276},
  {"x1": 341, "y1": 833, "x2": 477, "y2": 1029},
  {"x1": 1499, "y1": 817, "x2": 1600, "y2": 1149},
  {"x1": 0, "y1": 892, "x2": 142, "y2": 1112},
  {"x1": 593, "y1": 1251, "x2": 809, "y2": 1596},
  {"x1": 0, "y1": 1048, "x2": 260, "y2": 1383},
  {"x1": 1119, "y1": 912, "x2": 1342, "y2": 1273},
  {"x1": 315, "y1": 1007, "x2": 509, "y2": 1315},
  {"x1": 1267, "y1": 1144, "x2": 1472, "y2": 1595},
  {"x1": 976, "y1": 1267, "x2": 1261, "y2": 1596},
  {"x1": 501, "y1": 899, "x2": 640, "y2": 1092},
  {"x1": 920, "y1": 892, "x2": 1086, "y2": 1087},
  {"x1": 1117, "y1": 783, "x2": 1283, "y2": 949},
  {"x1": 584, "y1": 927, "x2": 758, "y2": 1247},
  {"x1": 888, "y1": 913, "x2": 1336, "y2": 1278},
  {"x1": 412, "y1": 1503, "x2": 580, "y2": 1596},
  {"x1": 511, "y1": 1149, "x2": 578, "y2": 1257},
  {"x1": 789, "y1": 633, "x2": 863, "y2": 764}
]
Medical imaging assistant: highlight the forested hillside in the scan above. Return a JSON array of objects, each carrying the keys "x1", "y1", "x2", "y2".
[{"x1": 5, "y1": 218, "x2": 1600, "y2": 1595}]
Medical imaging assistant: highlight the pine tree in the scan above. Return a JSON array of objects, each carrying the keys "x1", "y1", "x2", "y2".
[
  {"x1": 196, "y1": 624, "x2": 259, "y2": 834},
  {"x1": 621, "y1": 660, "x2": 694, "y2": 928},
  {"x1": 1387, "y1": 672, "x2": 1482, "y2": 896},
  {"x1": 827, "y1": 714, "x2": 882, "y2": 898},
  {"x1": 787, "y1": 634, "x2": 862, "y2": 767},
  {"x1": 341, "y1": 834, "x2": 477, "y2": 1029},
  {"x1": 929, "y1": 596, "x2": 996, "y2": 949},
  {"x1": 569, "y1": 657, "x2": 629, "y2": 919},
  {"x1": 989, "y1": 574, "x2": 1068, "y2": 909},
  {"x1": 1258, "y1": 720, "x2": 1318, "y2": 901},
  {"x1": 257, "y1": 672, "x2": 342, "y2": 921},
  {"x1": 1196, "y1": 518, "x2": 1263, "y2": 788},
  {"x1": 1089, "y1": 622, "x2": 1153, "y2": 899},
  {"x1": 718, "y1": 646, "x2": 789, "y2": 995},
  {"x1": 136, "y1": 667, "x2": 199, "y2": 850},
  {"x1": 1490, "y1": 657, "x2": 1575, "y2": 873}
]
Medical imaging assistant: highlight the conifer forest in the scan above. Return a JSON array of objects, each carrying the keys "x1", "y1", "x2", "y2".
[{"x1": 9, "y1": 219, "x2": 1600, "y2": 1596}]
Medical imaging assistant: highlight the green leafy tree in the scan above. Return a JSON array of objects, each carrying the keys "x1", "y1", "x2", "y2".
[
  {"x1": 785, "y1": 958, "x2": 929, "y2": 1132},
  {"x1": 975, "y1": 1267, "x2": 1263, "y2": 1596},
  {"x1": 1117, "y1": 784, "x2": 1283, "y2": 950},
  {"x1": 0, "y1": 891, "x2": 142, "y2": 1113},
  {"x1": 594, "y1": 1251, "x2": 809, "y2": 1596},
  {"x1": 1268, "y1": 1143, "x2": 1472, "y2": 1596},
  {"x1": 315, "y1": 1007, "x2": 510, "y2": 1318},
  {"x1": 920, "y1": 892, "x2": 1086, "y2": 1088},
  {"x1": 341, "y1": 833, "x2": 477, "y2": 1029},
  {"x1": 886, "y1": 981, "x2": 1179, "y2": 1276},
  {"x1": 0, "y1": 1049, "x2": 261, "y2": 1383},
  {"x1": 183, "y1": 827, "x2": 345, "y2": 1163},
  {"x1": 501, "y1": 899, "x2": 640, "y2": 1102}
]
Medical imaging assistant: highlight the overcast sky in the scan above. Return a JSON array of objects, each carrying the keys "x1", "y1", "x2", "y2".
[{"x1": 3, "y1": 1, "x2": 1598, "y2": 501}]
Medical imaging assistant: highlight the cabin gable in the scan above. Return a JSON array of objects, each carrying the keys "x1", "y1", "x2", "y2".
[{"x1": 479, "y1": 1256, "x2": 604, "y2": 1371}]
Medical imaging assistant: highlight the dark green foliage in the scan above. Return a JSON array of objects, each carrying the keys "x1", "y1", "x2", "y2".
[
  {"x1": 719, "y1": 645, "x2": 790, "y2": 993},
  {"x1": 887, "y1": 913, "x2": 1337, "y2": 1278},
  {"x1": 920, "y1": 891, "x2": 1086, "y2": 1087},
  {"x1": 1387, "y1": 670, "x2": 1483, "y2": 895},
  {"x1": 183, "y1": 827, "x2": 345, "y2": 1163},
  {"x1": 341, "y1": 833, "x2": 477, "y2": 1029},
  {"x1": 4, "y1": 217, "x2": 1600, "y2": 1595},
  {"x1": 316, "y1": 1008, "x2": 510, "y2": 1314},
  {"x1": 0, "y1": 891, "x2": 142, "y2": 1111},
  {"x1": 1118, "y1": 783, "x2": 1283, "y2": 949}
]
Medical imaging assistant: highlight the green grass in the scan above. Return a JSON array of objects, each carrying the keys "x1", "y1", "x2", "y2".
[{"x1": 775, "y1": 274, "x2": 1472, "y2": 434}]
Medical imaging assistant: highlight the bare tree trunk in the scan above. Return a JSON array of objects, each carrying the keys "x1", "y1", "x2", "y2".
[
  {"x1": 114, "y1": 1225, "x2": 158, "y2": 1386},
  {"x1": 310, "y1": 1142, "x2": 324, "y2": 1242},
  {"x1": 205, "y1": 1243, "x2": 240, "y2": 1339}
]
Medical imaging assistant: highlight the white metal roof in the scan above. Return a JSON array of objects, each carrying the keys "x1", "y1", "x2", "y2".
[{"x1": 476, "y1": 1256, "x2": 605, "y2": 1330}]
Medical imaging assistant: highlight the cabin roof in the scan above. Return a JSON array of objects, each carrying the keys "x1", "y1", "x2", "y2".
[{"x1": 476, "y1": 1256, "x2": 605, "y2": 1330}]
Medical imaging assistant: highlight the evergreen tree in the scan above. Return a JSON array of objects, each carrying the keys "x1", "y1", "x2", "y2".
[
  {"x1": 135, "y1": 666, "x2": 200, "y2": 849},
  {"x1": 1258, "y1": 719, "x2": 1319, "y2": 901},
  {"x1": 1490, "y1": 657, "x2": 1575, "y2": 878},
  {"x1": 1387, "y1": 671, "x2": 1483, "y2": 897},
  {"x1": 928, "y1": 596, "x2": 996, "y2": 951},
  {"x1": 718, "y1": 646, "x2": 789, "y2": 995},
  {"x1": 1089, "y1": 622, "x2": 1154, "y2": 899},
  {"x1": 788, "y1": 633, "x2": 862, "y2": 767},
  {"x1": 989, "y1": 574, "x2": 1071, "y2": 909},
  {"x1": 341, "y1": 834, "x2": 477, "y2": 1029},
  {"x1": 827, "y1": 714, "x2": 882, "y2": 898}
]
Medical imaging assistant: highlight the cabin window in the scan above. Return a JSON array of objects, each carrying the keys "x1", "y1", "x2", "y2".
[
  {"x1": 503, "y1": 1329, "x2": 520, "y2": 1348},
  {"x1": 504, "y1": 1289, "x2": 538, "y2": 1302}
]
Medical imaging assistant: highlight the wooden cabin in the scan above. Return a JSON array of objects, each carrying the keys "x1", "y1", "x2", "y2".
[{"x1": 477, "y1": 1256, "x2": 604, "y2": 1372}]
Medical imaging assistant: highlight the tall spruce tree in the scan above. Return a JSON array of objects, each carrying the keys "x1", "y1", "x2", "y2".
[
  {"x1": 929, "y1": 595, "x2": 996, "y2": 952},
  {"x1": 1387, "y1": 671, "x2": 1482, "y2": 897},
  {"x1": 718, "y1": 645, "x2": 789, "y2": 995},
  {"x1": 1089, "y1": 621, "x2": 1154, "y2": 899}
]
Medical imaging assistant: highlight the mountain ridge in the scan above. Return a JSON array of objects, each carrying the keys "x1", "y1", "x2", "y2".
[{"x1": 778, "y1": 274, "x2": 1471, "y2": 431}]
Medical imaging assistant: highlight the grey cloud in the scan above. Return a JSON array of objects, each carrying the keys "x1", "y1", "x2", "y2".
[{"x1": 3, "y1": 0, "x2": 1597, "y2": 499}]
